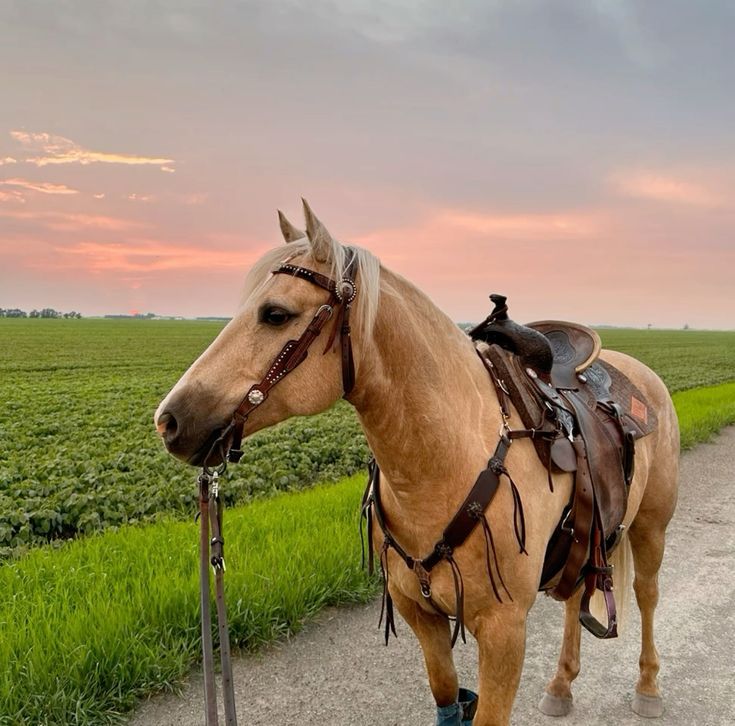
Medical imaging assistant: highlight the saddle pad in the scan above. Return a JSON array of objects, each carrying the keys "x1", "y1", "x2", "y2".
[{"x1": 583, "y1": 360, "x2": 658, "y2": 438}]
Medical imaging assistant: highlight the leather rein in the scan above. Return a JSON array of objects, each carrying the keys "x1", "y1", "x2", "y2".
[{"x1": 194, "y1": 250, "x2": 359, "y2": 726}]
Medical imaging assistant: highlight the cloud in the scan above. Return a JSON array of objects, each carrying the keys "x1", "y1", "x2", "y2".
[
  {"x1": 609, "y1": 170, "x2": 723, "y2": 208},
  {"x1": 0, "y1": 177, "x2": 79, "y2": 195},
  {"x1": 0, "y1": 207, "x2": 145, "y2": 231},
  {"x1": 52, "y1": 240, "x2": 262, "y2": 273},
  {"x1": 0, "y1": 189, "x2": 26, "y2": 204},
  {"x1": 0, "y1": 157, "x2": 18, "y2": 165},
  {"x1": 437, "y1": 209, "x2": 602, "y2": 239},
  {"x1": 183, "y1": 192, "x2": 209, "y2": 205},
  {"x1": 127, "y1": 193, "x2": 154, "y2": 202},
  {"x1": 9, "y1": 130, "x2": 175, "y2": 171}
]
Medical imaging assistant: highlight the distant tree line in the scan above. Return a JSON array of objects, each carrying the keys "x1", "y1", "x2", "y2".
[{"x1": 0, "y1": 308, "x2": 82, "y2": 319}]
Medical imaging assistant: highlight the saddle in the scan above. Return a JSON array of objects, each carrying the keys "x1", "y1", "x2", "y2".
[{"x1": 470, "y1": 295, "x2": 657, "y2": 638}]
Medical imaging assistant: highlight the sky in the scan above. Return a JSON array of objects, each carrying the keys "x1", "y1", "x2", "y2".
[{"x1": 0, "y1": 0, "x2": 733, "y2": 328}]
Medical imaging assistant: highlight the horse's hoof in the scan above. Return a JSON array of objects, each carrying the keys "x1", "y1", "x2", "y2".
[
  {"x1": 632, "y1": 692, "x2": 664, "y2": 718},
  {"x1": 538, "y1": 692, "x2": 573, "y2": 717}
]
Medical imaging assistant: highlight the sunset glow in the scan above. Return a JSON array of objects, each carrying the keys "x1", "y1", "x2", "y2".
[{"x1": 1, "y1": 2, "x2": 733, "y2": 328}]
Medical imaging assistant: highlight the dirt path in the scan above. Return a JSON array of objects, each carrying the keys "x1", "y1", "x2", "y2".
[{"x1": 130, "y1": 428, "x2": 735, "y2": 725}]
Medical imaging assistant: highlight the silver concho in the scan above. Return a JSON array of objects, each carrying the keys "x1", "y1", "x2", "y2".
[
  {"x1": 525, "y1": 367, "x2": 538, "y2": 379},
  {"x1": 247, "y1": 388, "x2": 265, "y2": 405},
  {"x1": 335, "y1": 278, "x2": 357, "y2": 303}
]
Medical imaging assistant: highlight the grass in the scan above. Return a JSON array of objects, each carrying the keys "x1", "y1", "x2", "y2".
[
  {"x1": 0, "y1": 473, "x2": 375, "y2": 725},
  {"x1": 673, "y1": 381, "x2": 735, "y2": 449}
]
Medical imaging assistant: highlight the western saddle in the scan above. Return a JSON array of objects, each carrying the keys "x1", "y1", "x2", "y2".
[{"x1": 470, "y1": 295, "x2": 657, "y2": 638}]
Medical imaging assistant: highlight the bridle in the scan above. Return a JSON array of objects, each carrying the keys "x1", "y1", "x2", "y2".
[
  {"x1": 195, "y1": 247, "x2": 360, "y2": 725},
  {"x1": 206, "y1": 247, "x2": 360, "y2": 467}
]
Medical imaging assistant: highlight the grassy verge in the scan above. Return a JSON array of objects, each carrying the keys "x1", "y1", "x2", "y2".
[
  {"x1": 0, "y1": 473, "x2": 375, "y2": 725},
  {"x1": 1, "y1": 383, "x2": 735, "y2": 724},
  {"x1": 673, "y1": 381, "x2": 735, "y2": 450}
]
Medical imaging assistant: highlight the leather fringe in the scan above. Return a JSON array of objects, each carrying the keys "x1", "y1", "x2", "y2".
[
  {"x1": 447, "y1": 556, "x2": 466, "y2": 646},
  {"x1": 378, "y1": 540, "x2": 397, "y2": 644},
  {"x1": 480, "y1": 514, "x2": 512, "y2": 602}
]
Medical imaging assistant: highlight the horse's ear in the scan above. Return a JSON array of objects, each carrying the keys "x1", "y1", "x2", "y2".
[
  {"x1": 302, "y1": 198, "x2": 332, "y2": 262},
  {"x1": 277, "y1": 210, "x2": 305, "y2": 243}
]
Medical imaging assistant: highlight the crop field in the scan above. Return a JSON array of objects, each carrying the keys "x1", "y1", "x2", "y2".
[{"x1": 1, "y1": 319, "x2": 735, "y2": 557}]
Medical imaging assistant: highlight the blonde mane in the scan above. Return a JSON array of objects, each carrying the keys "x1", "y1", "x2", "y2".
[{"x1": 240, "y1": 238, "x2": 382, "y2": 342}]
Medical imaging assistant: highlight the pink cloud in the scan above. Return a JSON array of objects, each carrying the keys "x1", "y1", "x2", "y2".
[
  {"x1": 436, "y1": 209, "x2": 603, "y2": 239},
  {"x1": 609, "y1": 169, "x2": 723, "y2": 207},
  {"x1": 51, "y1": 239, "x2": 266, "y2": 273},
  {"x1": 0, "y1": 177, "x2": 79, "y2": 195},
  {"x1": 0, "y1": 189, "x2": 26, "y2": 203},
  {"x1": 0, "y1": 207, "x2": 145, "y2": 231},
  {"x1": 9, "y1": 130, "x2": 175, "y2": 171}
]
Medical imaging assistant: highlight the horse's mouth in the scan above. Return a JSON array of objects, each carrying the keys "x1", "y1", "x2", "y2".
[{"x1": 186, "y1": 425, "x2": 233, "y2": 468}]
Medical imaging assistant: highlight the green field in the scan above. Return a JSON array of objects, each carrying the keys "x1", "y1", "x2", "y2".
[
  {"x1": 1, "y1": 319, "x2": 735, "y2": 556},
  {"x1": 0, "y1": 319, "x2": 734, "y2": 724}
]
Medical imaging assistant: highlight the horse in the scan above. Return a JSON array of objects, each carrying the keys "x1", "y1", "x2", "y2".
[{"x1": 154, "y1": 201, "x2": 679, "y2": 726}]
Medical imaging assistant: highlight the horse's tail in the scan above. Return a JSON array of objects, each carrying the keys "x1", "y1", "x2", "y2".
[{"x1": 589, "y1": 533, "x2": 633, "y2": 634}]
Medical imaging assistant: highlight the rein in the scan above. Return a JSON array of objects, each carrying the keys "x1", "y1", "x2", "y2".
[{"x1": 194, "y1": 250, "x2": 359, "y2": 725}]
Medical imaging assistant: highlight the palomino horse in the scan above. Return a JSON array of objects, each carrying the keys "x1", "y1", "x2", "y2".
[{"x1": 155, "y1": 202, "x2": 679, "y2": 726}]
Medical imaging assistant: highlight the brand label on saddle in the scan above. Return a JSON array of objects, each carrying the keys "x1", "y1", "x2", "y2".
[{"x1": 631, "y1": 396, "x2": 648, "y2": 423}]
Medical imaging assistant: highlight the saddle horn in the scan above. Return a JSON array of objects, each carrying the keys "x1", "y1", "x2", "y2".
[{"x1": 469, "y1": 294, "x2": 554, "y2": 375}]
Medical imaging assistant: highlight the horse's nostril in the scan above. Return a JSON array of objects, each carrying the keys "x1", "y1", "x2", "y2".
[{"x1": 156, "y1": 410, "x2": 178, "y2": 440}]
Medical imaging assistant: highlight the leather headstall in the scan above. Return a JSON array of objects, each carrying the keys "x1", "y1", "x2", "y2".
[{"x1": 208, "y1": 248, "x2": 359, "y2": 466}]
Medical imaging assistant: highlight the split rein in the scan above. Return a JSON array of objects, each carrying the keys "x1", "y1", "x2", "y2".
[{"x1": 194, "y1": 252, "x2": 359, "y2": 726}]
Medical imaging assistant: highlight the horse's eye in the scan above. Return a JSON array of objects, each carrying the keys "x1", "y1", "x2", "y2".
[{"x1": 261, "y1": 307, "x2": 292, "y2": 326}]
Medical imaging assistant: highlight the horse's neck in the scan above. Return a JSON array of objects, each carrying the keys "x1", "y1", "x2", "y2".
[{"x1": 351, "y1": 268, "x2": 500, "y2": 510}]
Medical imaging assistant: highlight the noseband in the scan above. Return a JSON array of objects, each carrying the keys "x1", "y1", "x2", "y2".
[{"x1": 210, "y1": 248, "x2": 359, "y2": 466}]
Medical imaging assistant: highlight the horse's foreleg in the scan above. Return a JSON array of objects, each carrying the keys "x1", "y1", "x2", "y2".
[
  {"x1": 628, "y1": 521, "x2": 667, "y2": 718},
  {"x1": 473, "y1": 607, "x2": 527, "y2": 726},
  {"x1": 538, "y1": 589, "x2": 583, "y2": 716},
  {"x1": 389, "y1": 587, "x2": 459, "y2": 708}
]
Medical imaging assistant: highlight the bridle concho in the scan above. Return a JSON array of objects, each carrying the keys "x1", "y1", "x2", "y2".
[{"x1": 203, "y1": 248, "x2": 359, "y2": 470}]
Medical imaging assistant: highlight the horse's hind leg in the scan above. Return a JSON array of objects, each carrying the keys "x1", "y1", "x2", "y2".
[
  {"x1": 628, "y1": 519, "x2": 668, "y2": 718},
  {"x1": 538, "y1": 590, "x2": 583, "y2": 717}
]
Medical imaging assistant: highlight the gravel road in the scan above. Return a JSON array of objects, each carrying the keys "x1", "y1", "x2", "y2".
[{"x1": 130, "y1": 428, "x2": 735, "y2": 725}]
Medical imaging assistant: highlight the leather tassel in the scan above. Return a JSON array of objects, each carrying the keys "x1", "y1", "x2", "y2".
[
  {"x1": 481, "y1": 515, "x2": 513, "y2": 602},
  {"x1": 448, "y1": 557, "x2": 466, "y2": 646},
  {"x1": 378, "y1": 541, "x2": 397, "y2": 644},
  {"x1": 507, "y1": 476, "x2": 528, "y2": 555},
  {"x1": 547, "y1": 458, "x2": 554, "y2": 493}
]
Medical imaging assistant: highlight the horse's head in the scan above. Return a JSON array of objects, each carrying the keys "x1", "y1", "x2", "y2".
[{"x1": 154, "y1": 200, "x2": 379, "y2": 466}]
